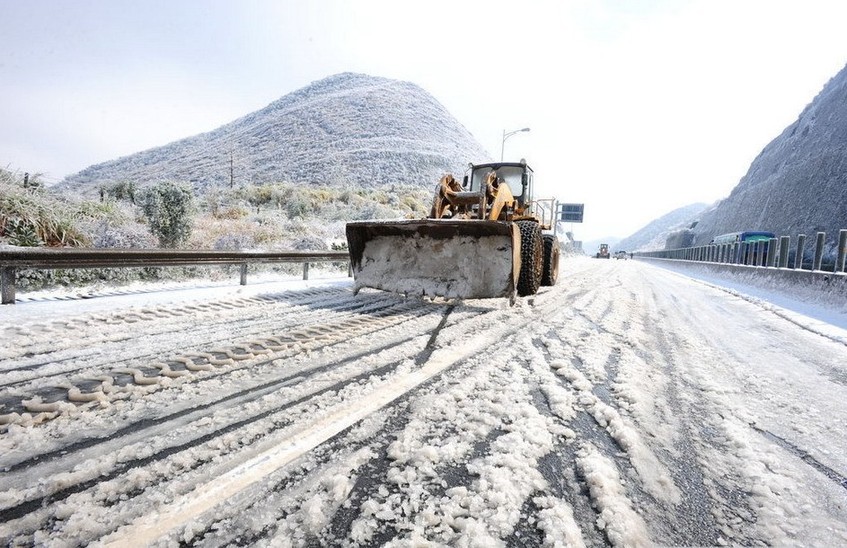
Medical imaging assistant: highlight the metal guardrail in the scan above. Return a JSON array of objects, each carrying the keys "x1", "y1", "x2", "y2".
[
  {"x1": 636, "y1": 229, "x2": 847, "y2": 273},
  {"x1": 0, "y1": 247, "x2": 351, "y2": 305}
]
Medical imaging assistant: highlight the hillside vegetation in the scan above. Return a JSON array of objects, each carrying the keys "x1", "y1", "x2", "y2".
[
  {"x1": 3, "y1": 168, "x2": 432, "y2": 250},
  {"x1": 1, "y1": 167, "x2": 434, "y2": 289}
]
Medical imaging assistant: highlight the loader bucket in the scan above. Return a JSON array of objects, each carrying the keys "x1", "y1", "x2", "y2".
[{"x1": 346, "y1": 219, "x2": 521, "y2": 299}]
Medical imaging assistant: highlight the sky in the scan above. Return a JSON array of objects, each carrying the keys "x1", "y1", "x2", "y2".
[{"x1": 2, "y1": 0, "x2": 847, "y2": 242}]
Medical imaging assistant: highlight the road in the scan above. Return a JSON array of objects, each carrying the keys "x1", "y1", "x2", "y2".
[{"x1": 1, "y1": 258, "x2": 846, "y2": 547}]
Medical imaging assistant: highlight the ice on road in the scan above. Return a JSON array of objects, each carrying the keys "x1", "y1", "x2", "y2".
[{"x1": 1, "y1": 258, "x2": 846, "y2": 546}]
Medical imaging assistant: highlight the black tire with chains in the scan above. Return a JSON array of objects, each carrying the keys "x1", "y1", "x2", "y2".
[
  {"x1": 516, "y1": 220, "x2": 543, "y2": 296},
  {"x1": 541, "y1": 233, "x2": 560, "y2": 286}
]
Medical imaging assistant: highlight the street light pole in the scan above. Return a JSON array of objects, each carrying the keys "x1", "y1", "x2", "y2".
[{"x1": 500, "y1": 127, "x2": 530, "y2": 161}]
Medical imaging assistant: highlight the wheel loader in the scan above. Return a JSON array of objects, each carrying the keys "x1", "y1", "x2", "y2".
[{"x1": 346, "y1": 160, "x2": 560, "y2": 301}]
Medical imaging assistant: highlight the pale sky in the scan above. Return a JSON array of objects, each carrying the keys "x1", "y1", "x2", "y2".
[{"x1": 2, "y1": 0, "x2": 847, "y2": 242}]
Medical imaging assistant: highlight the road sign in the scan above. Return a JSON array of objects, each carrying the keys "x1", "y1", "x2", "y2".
[{"x1": 559, "y1": 203, "x2": 584, "y2": 223}]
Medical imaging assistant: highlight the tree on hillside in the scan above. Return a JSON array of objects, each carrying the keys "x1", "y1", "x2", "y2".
[{"x1": 141, "y1": 181, "x2": 194, "y2": 248}]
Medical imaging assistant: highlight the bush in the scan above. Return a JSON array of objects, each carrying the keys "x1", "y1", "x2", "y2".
[
  {"x1": 6, "y1": 217, "x2": 43, "y2": 246},
  {"x1": 90, "y1": 220, "x2": 156, "y2": 248},
  {"x1": 101, "y1": 181, "x2": 137, "y2": 203},
  {"x1": 141, "y1": 181, "x2": 195, "y2": 247},
  {"x1": 292, "y1": 235, "x2": 328, "y2": 250},
  {"x1": 214, "y1": 233, "x2": 254, "y2": 250}
]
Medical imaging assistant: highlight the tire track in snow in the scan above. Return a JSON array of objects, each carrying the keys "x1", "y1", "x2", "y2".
[
  {"x1": 2, "y1": 301, "x2": 447, "y2": 474},
  {"x1": 632, "y1": 270, "x2": 768, "y2": 545},
  {"x1": 0, "y1": 296, "x2": 424, "y2": 426},
  {"x1": 0, "y1": 305, "x2": 462, "y2": 543},
  {"x1": 535, "y1": 265, "x2": 721, "y2": 546},
  {"x1": 0, "y1": 288, "x2": 372, "y2": 382},
  {"x1": 100, "y1": 304, "x2": 528, "y2": 545},
  {"x1": 86, "y1": 282, "x2": 576, "y2": 544}
]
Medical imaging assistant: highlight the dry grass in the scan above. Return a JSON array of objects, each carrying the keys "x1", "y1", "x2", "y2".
[{"x1": 1, "y1": 171, "x2": 432, "y2": 252}]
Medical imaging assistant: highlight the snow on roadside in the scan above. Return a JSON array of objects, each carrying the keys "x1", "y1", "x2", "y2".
[{"x1": 647, "y1": 261, "x2": 847, "y2": 343}]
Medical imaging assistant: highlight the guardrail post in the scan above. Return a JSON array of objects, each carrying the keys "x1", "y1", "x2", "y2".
[
  {"x1": 348, "y1": 261, "x2": 353, "y2": 277},
  {"x1": 813, "y1": 232, "x2": 825, "y2": 271},
  {"x1": 836, "y1": 229, "x2": 847, "y2": 273},
  {"x1": 303, "y1": 262, "x2": 310, "y2": 280},
  {"x1": 767, "y1": 238, "x2": 778, "y2": 267},
  {"x1": 795, "y1": 234, "x2": 805, "y2": 269},
  {"x1": 1, "y1": 267, "x2": 16, "y2": 305},
  {"x1": 239, "y1": 263, "x2": 247, "y2": 285},
  {"x1": 779, "y1": 236, "x2": 790, "y2": 268}
]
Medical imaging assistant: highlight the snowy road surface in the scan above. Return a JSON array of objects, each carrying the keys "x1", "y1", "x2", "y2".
[{"x1": 1, "y1": 259, "x2": 846, "y2": 546}]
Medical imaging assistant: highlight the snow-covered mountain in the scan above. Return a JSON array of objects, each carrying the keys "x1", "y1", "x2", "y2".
[
  {"x1": 618, "y1": 61, "x2": 847, "y2": 251},
  {"x1": 616, "y1": 203, "x2": 709, "y2": 252},
  {"x1": 691, "y1": 62, "x2": 847, "y2": 246},
  {"x1": 60, "y1": 73, "x2": 492, "y2": 194}
]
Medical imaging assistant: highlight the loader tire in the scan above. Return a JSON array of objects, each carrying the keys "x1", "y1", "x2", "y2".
[
  {"x1": 517, "y1": 220, "x2": 543, "y2": 296},
  {"x1": 541, "y1": 234, "x2": 560, "y2": 286}
]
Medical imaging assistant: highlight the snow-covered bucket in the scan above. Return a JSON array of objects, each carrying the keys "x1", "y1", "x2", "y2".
[{"x1": 346, "y1": 219, "x2": 520, "y2": 300}]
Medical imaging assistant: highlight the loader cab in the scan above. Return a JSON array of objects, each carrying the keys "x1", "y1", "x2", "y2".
[{"x1": 464, "y1": 161, "x2": 534, "y2": 207}]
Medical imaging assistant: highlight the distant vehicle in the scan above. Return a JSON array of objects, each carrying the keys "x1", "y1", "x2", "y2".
[
  {"x1": 595, "y1": 243, "x2": 610, "y2": 259},
  {"x1": 614, "y1": 250, "x2": 628, "y2": 259},
  {"x1": 710, "y1": 231, "x2": 776, "y2": 245},
  {"x1": 711, "y1": 231, "x2": 776, "y2": 264}
]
